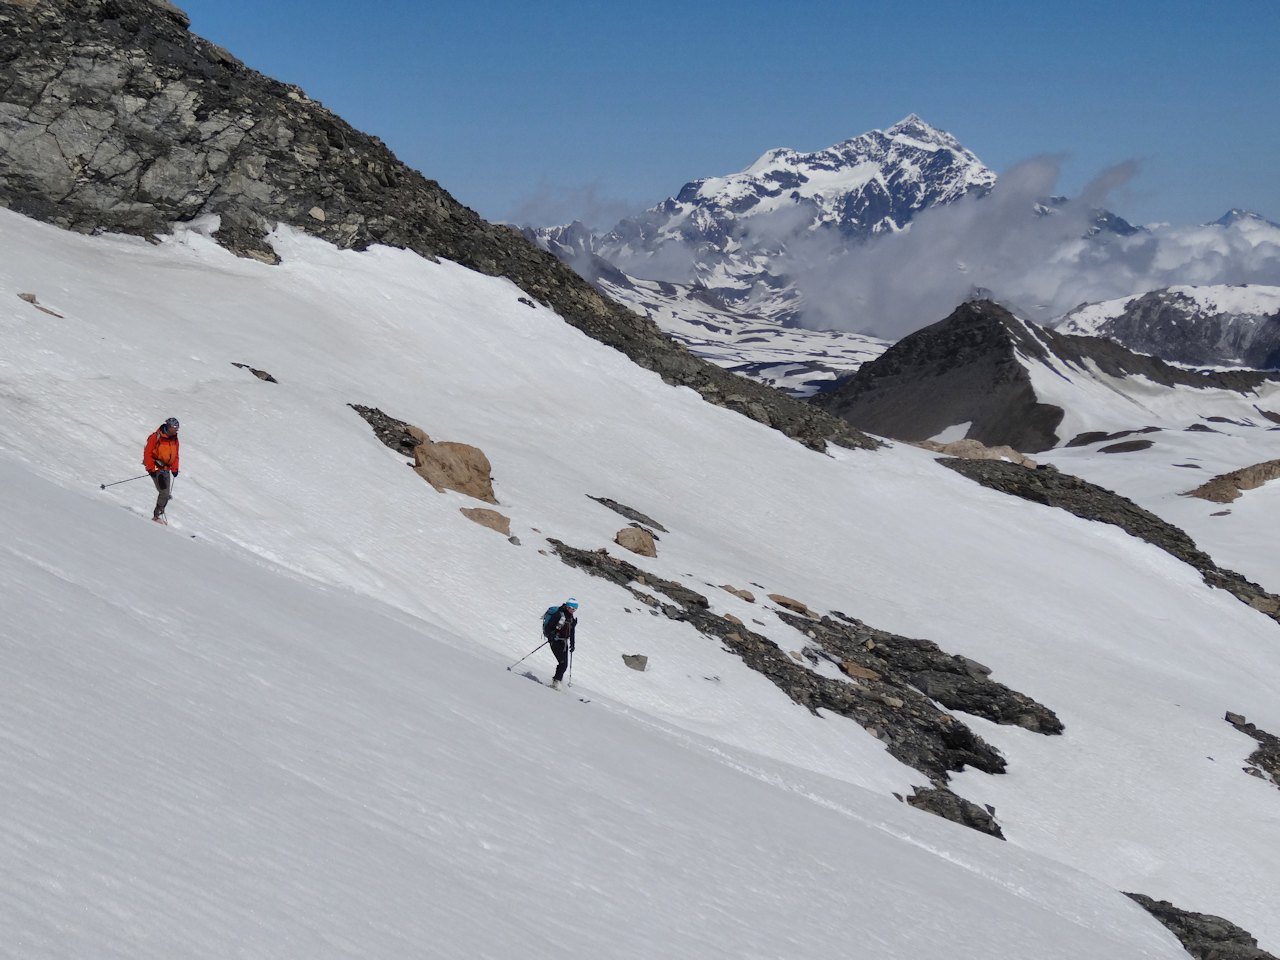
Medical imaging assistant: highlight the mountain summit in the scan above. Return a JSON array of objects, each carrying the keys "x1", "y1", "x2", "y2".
[{"x1": 529, "y1": 116, "x2": 995, "y2": 324}]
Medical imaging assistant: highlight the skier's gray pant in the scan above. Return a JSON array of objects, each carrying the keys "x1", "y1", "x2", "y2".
[{"x1": 151, "y1": 470, "x2": 172, "y2": 518}]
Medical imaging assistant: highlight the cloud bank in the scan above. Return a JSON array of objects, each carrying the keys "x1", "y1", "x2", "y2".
[{"x1": 779, "y1": 157, "x2": 1280, "y2": 338}]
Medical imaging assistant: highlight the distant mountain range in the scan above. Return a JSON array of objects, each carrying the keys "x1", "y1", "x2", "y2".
[
  {"x1": 527, "y1": 116, "x2": 997, "y2": 324},
  {"x1": 1059, "y1": 285, "x2": 1280, "y2": 369}
]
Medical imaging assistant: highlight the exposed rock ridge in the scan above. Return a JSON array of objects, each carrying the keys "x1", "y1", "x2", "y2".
[
  {"x1": 0, "y1": 0, "x2": 876, "y2": 453},
  {"x1": 814, "y1": 301, "x2": 1064, "y2": 451},
  {"x1": 1186, "y1": 460, "x2": 1280, "y2": 504},
  {"x1": 938, "y1": 458, "x2": 1280, "y2": 624},
  {"x1": 1225, "y1": 712, "x2": 1280, "y2": 788},
  {"x1": 816, "y1": 300, "x2": 1280, "y2": 452},
  {"x1": 548, "y1": 539, "x2": 1034, "y2": 784},
  {"x1": 1125, "y1": 892, "x2": 1277, "y2": 960}
]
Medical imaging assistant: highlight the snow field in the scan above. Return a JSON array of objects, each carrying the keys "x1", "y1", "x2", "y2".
[{"x1": 2, "y1": 208, "x2": 1279, "y2": 953}]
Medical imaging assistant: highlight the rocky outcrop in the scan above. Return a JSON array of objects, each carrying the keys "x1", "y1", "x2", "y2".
[
  {"x1": 906, "y1": 786, "x2": 1004, "y2": 840},
  {"x1": 588, "y1": 496, "x2": 668, "y2": 533},
  {"x1": 414, "y1": 441, "x2": 496, "y2": 504},
  {"x1": 231, "y1": 362, "x2": 276, "y2": 383},
  {"x1": 816, "y1": 300, "x2": 1279, "y2": 452},
  {"x1": 0, "y1": 0, "x2": 878, "y2": 454},
  {"x1": 1225, "y1": 712, "x2": 1280, "y2": 788},
  {"x1": 547, "y1": 539, "x2": 1062, "y2": 786},
  {"x1": 814, "y1": 301, "x2": 1064, "y2": 452},
  {"x1": 348, "y1": 403, "x2": 496, "y2": 502},
  {"x1": 1187, "y1": 460, "x2": 1280, "y2": 504},
  {"x1": 615, "y1": 527, "x2": 657, "y2": 557},
  {"x1": 1124, "y1": 893, "x2": 1277, "y2": 960},
  {"x1": 939, "y1": 458, "x2": 1280, "y2": 623},
  {"x1": 460, "y1": 507, "x2": 511, "y2": 537},
  {"x1": 720, "y1": 585, "x2": 756, "y2": 603},
  {"x1": 915, "y1": 438, "x2": 1037, "y2": 468}
]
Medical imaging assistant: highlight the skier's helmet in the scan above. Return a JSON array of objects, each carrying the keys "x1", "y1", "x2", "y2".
[
  {"x1": 163, "y1": 417, "x2": 180, "y2": 432},
  {"x1": 565, "y1": 598, "x2": 579, "y2": 609}
]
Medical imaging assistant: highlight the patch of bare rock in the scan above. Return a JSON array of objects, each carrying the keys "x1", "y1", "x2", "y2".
[
  {"x1": 231, "y1": 362, "x2": 277, "y2": 383},
  {"x1": 1125, "y1": 893, "x2": 1277, "y2": 960},
  {"x1": 1186, "y1": 460, "x2": 1280, "y2": 504},
  {"x1": 17, "y1": 291, "x2": 63, "y2": 317},
  {"x1": 1225, "y1": 712, "x2": 1280, "y2": 788},
  {"x1": 916, "y1": 438, "x2": 1037, "y2": 468},
  {"x1": 350, "y1": 403, "x2": 496, "y2": 503},
  {"x1": 615, "y1": 527, "x2": 657, "y2": 557},
  {"x1": 460, "y1": 507, "x2": 511, "y2": 537},
  {"x1": 588, "y1": 496, "x2": 667, "y2": 532}
]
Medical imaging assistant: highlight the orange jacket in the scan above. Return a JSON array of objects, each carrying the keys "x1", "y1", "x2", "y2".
[{"x1": 143, "y1": 428, "x2": 180, "y2": 473}]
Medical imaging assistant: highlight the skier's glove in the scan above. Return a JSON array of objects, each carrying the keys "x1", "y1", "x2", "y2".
[
  {"x1": 172, "y1": 470, "x2": 178, "y2": 478},
  {"x1": 570, "y1": 642, "x2": 576, "y2": 653}
]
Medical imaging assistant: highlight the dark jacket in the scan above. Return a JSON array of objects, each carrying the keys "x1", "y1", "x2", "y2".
[{"x1": 543, "y1": 605, "x2": 577, "y2": 648}]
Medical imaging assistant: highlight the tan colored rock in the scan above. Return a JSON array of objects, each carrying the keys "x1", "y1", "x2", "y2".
[
  {"x1": 459, "y1": 507, "x2": 510, "y2": 536},
  {"x1": 308, "y1": 206, "x2": 326, "y2": 221},
  {"x1": 414, "y1": 439, "x2": 496, "y2": 503},
  {"x1": 840, "y1": 662, "x2": 882, "y2": 682},
  {"x1": 788, "y1": 650, "x2": 805, "y2": 662},
  {"x1": 916, "y1": 438, "x2": 1037, "y2": 468},
  {"x1": 615, "y1": 526, "x2": 657, "y2": 557},
  {"x1": 1186, "y1": 459, "x2": 1280, "y2": 504},
  {"x1": 768, "y1": 593, "x2": 814, "y2": 617},
  {"x1": 724, "y1": 613, "x2": 743, "y2": 626},
  {"x1": 720, "y1": 584, "x2": 755, "y2": 603}
]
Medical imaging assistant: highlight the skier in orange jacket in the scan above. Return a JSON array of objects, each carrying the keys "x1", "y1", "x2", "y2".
[{"x1": 142, "y1": 417, "x2": 181, "y2": 524}]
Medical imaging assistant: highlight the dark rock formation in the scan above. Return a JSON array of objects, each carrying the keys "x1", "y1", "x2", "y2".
[
  {"x1": 938, "y1": 458, "x2": 1280, "y2": 623},
  {"x1": 1067, "y1": 427, "x2": 1161, "y2": 447},
  {"x1": 1225, "y1": 712, "x2": 1280, "y2": 788},
  {"x1": 816, "y1": 300, "x2": 1279, "y2": 452},
  {"x1": 906, "y1": 786, "x2": 1004, "y2": 840},
  {"x1": 814, "y1": 301, "x2": 1065, "y2": 451},
  {"x1": 785, "y1": 609, "x2": 1063, "y2": 735},
  {"x1": 231, "y1": 362, "x2": 276, "y2": 383},
  {"x1": 348, "y1": 404, "x2": 423, "y2": 457},
  {"x1": 588, "y1": 496, "x2": 668, "y2": 533},
  {"x1": 1125, "y1": 893, "x2": 1276, "y2": 960},
  {"x1": 0, "y1": 0, "x2": 876, "y2": 453},
  {"x1": 548, "y1": 539, "x2": 1039, "y2": 784},
  {"x1": 1061, "y1": 287, "x2": 1280, "y2": 369}
]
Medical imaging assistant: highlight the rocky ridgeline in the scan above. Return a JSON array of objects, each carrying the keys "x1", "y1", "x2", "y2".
[
  {"x1": 548, "y1": 539, "x2": 1071, "y2": 839},
  {"x1": 0, "y1": 0, "x2": 875, "y2": 454},
  {"x1": 938, "y1": 458, "x2": 1280, "y2": 622},
  {"x1": 1125, "y1": 894, "x2": 1277, "y2": 960},
  {"x1": 1225, "y1": 712, "x2": 1280, "y2": 789}
]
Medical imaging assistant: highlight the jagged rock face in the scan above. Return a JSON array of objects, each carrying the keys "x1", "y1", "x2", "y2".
[
  {"x1": 1059, "y1": 286, "x2": 1280, "y2": 369},
  {"x1": 814, "y1": 301, "x2": 1066, "y2": 451},
  {"x1": 0, "y1": 0, "x2": 877, "y2": 454}
]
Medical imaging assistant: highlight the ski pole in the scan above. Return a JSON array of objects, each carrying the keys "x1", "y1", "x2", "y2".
[
  {"x1": 506, "y1": 638, "x2": 549, "y2": 671},
  {"x1": 567, "y1": 647, "x2": 574, "y2": 688},
  {"x1": 100, "y1": 474, "x2": 150, "y2": 490}
]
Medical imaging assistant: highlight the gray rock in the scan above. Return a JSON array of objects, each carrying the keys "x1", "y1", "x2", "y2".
[
  {"x1": 1125, "y1": 892, "x2": 1276, "y2": 960},
  {"x1": 622, "y1": 654, "x2": 648, "y2": 672}
]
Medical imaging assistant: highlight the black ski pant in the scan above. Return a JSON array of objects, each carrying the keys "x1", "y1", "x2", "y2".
[
  {"x1": 548, "y1": 636, "x2": 570, "y2": 682},
  {"x1": 151, "y1": 470, "x2": 172, "y2": 518}
]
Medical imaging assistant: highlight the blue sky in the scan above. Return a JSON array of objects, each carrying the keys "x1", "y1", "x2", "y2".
[{"x1": 181, "y1": 0, "x2": 1279, "y2": 229}]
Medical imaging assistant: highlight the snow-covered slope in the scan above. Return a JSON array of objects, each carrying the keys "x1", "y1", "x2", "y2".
[
  {"x1": 3, "y1": 208, "x2": 1280, "y2": 955},
  {"x1": 594, "y1": 271, "x2": 888, "y2": 396}
]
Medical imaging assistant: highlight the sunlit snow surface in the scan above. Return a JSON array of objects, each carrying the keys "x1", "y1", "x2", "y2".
[{"x1": 1, "y1": 209, "x2": 1278, "y2": 957}]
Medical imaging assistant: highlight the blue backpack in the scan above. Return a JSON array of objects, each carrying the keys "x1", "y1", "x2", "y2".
[{"x1": 541, "y1": 605, "x2": 561, "y2": 628}]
